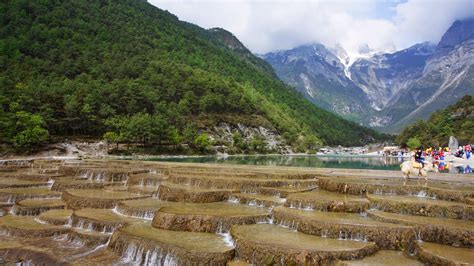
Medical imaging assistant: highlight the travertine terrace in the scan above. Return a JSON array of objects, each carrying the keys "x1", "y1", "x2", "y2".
[{"x1": 0, "y1": 158, "x2": 473, "y2": 265}]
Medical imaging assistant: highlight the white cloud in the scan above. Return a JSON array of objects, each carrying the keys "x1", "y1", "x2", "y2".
[{"x1": 150, "y1": 0, "x2": 474, "y2": 55}]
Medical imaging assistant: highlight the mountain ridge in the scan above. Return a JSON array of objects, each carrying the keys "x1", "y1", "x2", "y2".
[
  {"x1": 263, "y1": 18, "x2": 474, "y2": 132},
  {"x1": 0, "y1": 0, "x2": 385, "y2": 151}
]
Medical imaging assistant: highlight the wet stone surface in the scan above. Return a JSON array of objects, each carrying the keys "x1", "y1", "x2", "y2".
[
  {"x1": 230, "y1": 224, "x2": 378, "y2": 265},
  {"x1": 152, "y1": 202, "x2": 271, "y2": 233},
  {"x1": 367, "y1": 194, "x2": 474, "y2": 220},
  {"x1": 335, "y1": 250, "x2": 423, "y2": 266},
  {"x1": 0, "y1": 159, "x2": 472, "y2": 265},
  {"x1": 285, "y1": 189, "x2": 371, "y2": 212}
]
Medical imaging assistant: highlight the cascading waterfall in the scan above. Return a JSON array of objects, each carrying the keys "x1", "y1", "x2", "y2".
[
  {"x1": 121, "y1": 243, "x2": 178, "y2": 266},
  {"x1": 227, "y1": 196, "x2": 240, "y2": 204},
  {"x1": 34, "y1": 217, "x2": 49, "y2": 225},
  {"x1": 72, "y1": 218, "x2": 115, "y2": 233},
  {"x1": 337, "y1": 231, "x2": 366, "y2": 242},
  {"x1": 66, "y1": 217, "x2": 73, "y2": 227},
  {"x1": 17, "y1": 260, "x2": 33, "y2": 266},
  {"x1": 69, "y1": 235, "x2": 113, "y2": 261},
  {"x1": 321, "y1": 229, "x2": 329, "y2": 238},
  {"x1": 218, "y1": 232, "x2": 235, "y2": 248},
  {"x1": 247, "y1": 200, "x2": 257, "y2": 207},
  {"x1": 152, "y1": 185, "x2": 161, "y2": 198},
  {"x1": 5, "y1": 194, "x2": 60, "y2": 203},
  {"x1": 410, "y1": 190, "x2": 436, "y2": 199},
  {"x1": 112, "y1": 206, "x2": 154, "y2": 221},
  {"x1": 288, "y1": 201, "x2": 314, "y2": 210},
  {"x1": 275, "y1": 217, "x2": 299, "y2": 230},
  {"x1": 95, "y1": 172, "x2": 104, "y2": 182},
  {"x1": 415, "y1": 229, "x2": 423, "y2": 242},
  {"x1": 53, "y1": 234, "x2": 85, "y2": 247},
  {"x1": 0, "y1": 228, "x2": 11, "y2": 236}
]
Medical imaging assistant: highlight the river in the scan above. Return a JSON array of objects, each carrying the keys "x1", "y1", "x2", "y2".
[{"x1": 139, "y1": 154, "x2": 472, "y2": 174}]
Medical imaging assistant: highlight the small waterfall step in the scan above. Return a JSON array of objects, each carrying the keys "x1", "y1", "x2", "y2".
[
  {"x1": 38, "y1": 209, "x2": 73, "y2": 225},
  {"x1": 0, "y1": 215, "x2": 68, "y2": 237},
  {"x1": 68, "y1": 248, "x2": 123, "y2": 265},
  {"x1": 319, "y1": 177, "x2": 474, "y2": 202},
  {"x1": 12, "y1": 199, "x2": 66, "y2": 216},
  {"x1": 0, "y1": 187, "x2": 61, "y2": 203},
  {"x1": 229, "y1": 193, "x2": 286, "y2": 208},
  {"x1": 116, "y1": 198, "x2": 173, "y2": 219},
  {"x1": 415, "y1": 242, "x2": 474, "y2": 265},
  {"x1": 156, "y1": 182, "x2": 237, "y2": 203},
  {"x1": 318, "y1": 177, "x2": 422, "y2": 195},
  {"x1": 109, "y1": 222, "x2": 234, "y2": 265},
  {"x1": 273, "y1": 206, "x2": 415, "y2": 250},
  {"x1": 367, "y1": 210, "x2": 474, "y2": 248},
  {"x1": 1, "y1": 233, "x2": 112, "y2": 264},
  {"x1": 3, "y1": 172, "x2": 64, "y2": 182},
  {"x1": 258, "y1": 186, "x2": 317, "y2": 197},
  {"x1": 74, "y1": 168, "x2": 148, "y2": 182},
  {"x1": 0, "y1": 239, "x2": 66, "y2": 265},
  {"x1": 127, "y1": 184, "x2": 159, "y2": 195},
  {"x1": 367, "y1": 194, "x2": 473, "y2": 220},
  {"x1": 169, "y1": 174, "x2": 317, "y2": 190},
  {"x1": 285, "y1": 190, "x2": 370, "y2": 212},
  {"x1": 152, "y1": 202, "x2": 271, "y2": 233},
  {"x1": 68, "y1": 228, "x2": 111, "y2": 247},
  {"x1": 127, "y1": 173, "x2": 166, "y2": 187},
  {"x1": 426, "y1": 182, "x2": 474, "y2": 203},
  {"x1": 0, "y1": 178, "x2": 50, "y2": 189},
  {"x1": 62, "y1": 189, "x2": 149, "y2": 209},
  {"x1": 335, "y1": 250, "x2": 422, "y2": 266},
  {"x1": 51, "y1": 177, "x2": 104, "y2": 191},
  {"x1": 72, "y1": 208, "x2": 141, "y2": 233},
  {"x1": 230, "y1": 224, "x2": 378, "y2": 265}
]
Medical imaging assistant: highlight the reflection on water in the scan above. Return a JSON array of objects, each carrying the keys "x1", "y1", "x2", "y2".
[
  {"x1": 147, "y1": 155, "x2": 407, "y2": 171},
  {"x1": 146, "y1": 155, "x2": 473, "y2": 174}
]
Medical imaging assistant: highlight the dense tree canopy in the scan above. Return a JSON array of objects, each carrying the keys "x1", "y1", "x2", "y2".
[
  {"x1": 0, "y1": 0, "x2": 386, "y2": 151},
  {"x1": 397, "y1": 95, "x2": 474, "y2": 147}
]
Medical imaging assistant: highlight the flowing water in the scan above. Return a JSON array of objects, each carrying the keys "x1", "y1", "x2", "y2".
[
  {"x1": 142, "y1": 154, "x2": 474, "y2": 174},
  {"x1": 1, "y1": 159, "x2": 472, "y2": 265},
  {"x1": 144, "y1": 155, "x2": 405, "y2": 170}
]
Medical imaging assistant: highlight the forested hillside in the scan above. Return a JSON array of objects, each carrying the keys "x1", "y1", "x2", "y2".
[
  {"x1": 397, "y1": 95, "x2": 474, "y2": 147},
  {"x1": 0, "y1": 0, "x2": 385, "y2": 151}
]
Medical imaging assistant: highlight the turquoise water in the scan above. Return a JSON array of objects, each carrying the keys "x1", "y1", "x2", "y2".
[{"x1": 144, "y1": 155, "x2": 407, "y2": 171}]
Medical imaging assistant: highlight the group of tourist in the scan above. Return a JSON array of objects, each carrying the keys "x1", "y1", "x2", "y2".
[
  {"x1": 413, "y1": 144, "x2": 473, "y2": 174},
  {"x1": 453, "y1": 144, "x2": 473, "y2": 159},
  {"x1": 421, "y1": 144, "x2": 472, "y2": 160}
]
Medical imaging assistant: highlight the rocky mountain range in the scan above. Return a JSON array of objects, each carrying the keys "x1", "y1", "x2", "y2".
[{"x1": 263, "y1": 19, "x2": 474, "y2": 132}]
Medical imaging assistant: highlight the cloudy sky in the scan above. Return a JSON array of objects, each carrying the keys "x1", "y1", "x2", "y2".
[{"x1": 150, "y1": 0, "x2": 474, "y2": 56}]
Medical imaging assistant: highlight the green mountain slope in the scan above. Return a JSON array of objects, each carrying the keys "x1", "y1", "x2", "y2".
[
  {"x1": 396, "y1": 95, "x2": 474, "y2": 147},
  {"x1": 0, "y1": 0, "x2": 385, "y2": 149}
]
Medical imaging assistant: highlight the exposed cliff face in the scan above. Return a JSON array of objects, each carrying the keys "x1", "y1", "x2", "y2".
[
  {"x1": 437, "y1": 19, "x2": 474, "y2": 52},
  {"x1": 386, "y1": 38, "x2": 474, "y2": 131},
  {"x1": 205, "y1": 123, "x2": 291, "y2": 154},
  {"x1": 263, "y1": 19, "x2": 474, "y2": 132},
  {"x1": 263, "y1": 44, "x2": 370, "y2": 120},
  {"x1": 350, "y1": 42, "x2": 436, "y2": 111}
]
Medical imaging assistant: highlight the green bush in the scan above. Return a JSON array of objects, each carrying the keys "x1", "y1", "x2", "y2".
[
  {"x1": 13, "y1": 127, "x2": 49, "y2": 149},
  {"x1": 250, "y1": 135, "x2": 266, "y2": 153},
  {"x1": 397, "y1": 95, "x2": 473, "y2": 147},
  {"x1": 406, "y1": 137, "x2": 421, "y2": 150},
  {"x1": 194, "y1": 133, "x2": 213, "y2": 153}
]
